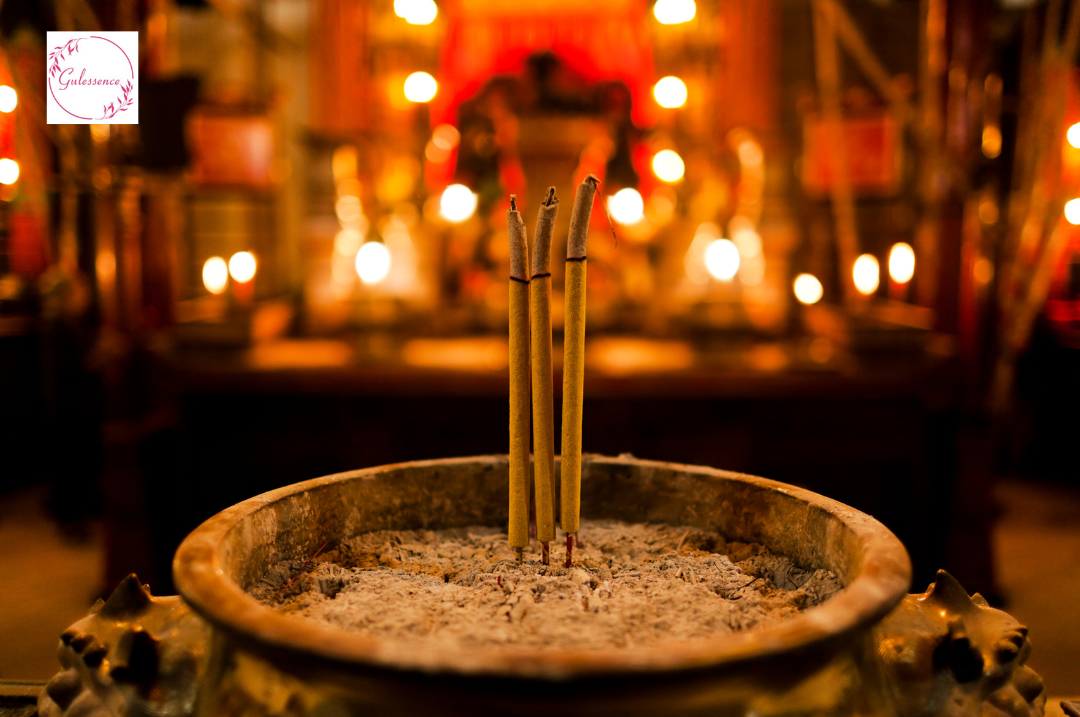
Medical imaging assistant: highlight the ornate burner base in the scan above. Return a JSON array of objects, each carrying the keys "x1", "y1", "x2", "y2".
[
  {"x1": 36, "y1": 570, "x2": 1048, "y2": 717},
  {"x1": 875, "y1": 570, "x2": 1045, "y2": 717},
  {"x1": 36, "y1": 576, "x2": 208, "y2": 717},
  {"x1": 30, "y1": 456, "x2": 1050, "y2": 716}
]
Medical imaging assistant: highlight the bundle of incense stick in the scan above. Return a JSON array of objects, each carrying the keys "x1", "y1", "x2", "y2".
[
  {"x1": 561, "y1": 175, "x2": 598, "y2": 567},
  {"x1": 506, "y1": 196, "x2": 530, "y2": 562},
  {"x1": 507, "y1": 178, "x2": 597, "y2": 566},
  {"x1": 531, "y1": 187, "x2": 559, "y2": 565}
]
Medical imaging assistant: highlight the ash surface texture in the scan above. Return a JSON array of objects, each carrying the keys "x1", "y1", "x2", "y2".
[{"x1": 250, "y1": 520, "x2": 843, "y2": 651}]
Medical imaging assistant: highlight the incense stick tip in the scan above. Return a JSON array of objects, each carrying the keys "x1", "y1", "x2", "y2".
[
  {"x1": 543, "y1": 187, "x2": 558, "y2": 207},
  {"x1": 584, "y1": 174, "x2": 599, "y2": 187},
  {"x1": 510, "y1": 195, "x2": 517, "y2": 211}
]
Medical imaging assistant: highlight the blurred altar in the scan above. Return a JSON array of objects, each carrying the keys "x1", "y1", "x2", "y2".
[{"x1": 2, "y1": 0, "x2": 1079, "y2": 603}]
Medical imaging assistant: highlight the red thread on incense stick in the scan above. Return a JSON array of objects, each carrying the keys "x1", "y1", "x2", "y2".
[
  {"x1": 277, "y1": 540, "x2": 332, "y2": 596},
  {"x1": 565, "y1": 533, "x2": 574, "y2": 568}
]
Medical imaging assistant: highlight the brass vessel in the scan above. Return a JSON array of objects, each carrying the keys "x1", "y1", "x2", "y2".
[{"x1": 172, "y1": 454, "x2": 912, "y2": 716}]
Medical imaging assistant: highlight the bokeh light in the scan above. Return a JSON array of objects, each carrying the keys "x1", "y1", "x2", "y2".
[
  {"x1": 1065, "y1": 198, "x2": 1080, "y2": 225},
  {"x1": 404, "y1": 72, "x2": 437, "y2": 103},
  {"x1": 973, "y1": 257, "x2": 994, "y2": 286},
  {"x1": 431, "y1": 124, "x2": 459, "y2": 150},
  {"x1": 1069, "y1": 123, "x2": 1080, "y2": 149},
  {"x1": 356, "y1": 241, "x2": 392, "y2": 284},
  {"x1": 653, "y1": 0, "x2": 696, "y2": 24},
  {"x1": 0, "y1": 86, "x2": 16, "y2": 113},
  {"x1": 0, "y1": 158, "x2": 19, "y2": 185},
  {"x1": 853, "y1": 254, "x2": 880, "y2": 295},
  {"x1": 395, "y1": 0, "x2": 437, "y2": 24},
  {"x1": 335, "y1": 194, "x2": 362, "y2": 224},
  {"x1": 425, "y1": 141, "x2": 450, "y2": 163},
  {"x1": 608, "y1": 188, "x2": 645, "y2": 225},
  {"x1": 652, "y1": 149, "x2": 685, "y2": 182},
  {"x1": 982, "y1": 126, "x2": 1002, "y2": 159},
  {"x1": 440, "y1": 183, "x2": 478, "y2": 222},
  {"x1": 648, "y1": 186, "x2": 677, "y2": 222},
  {"x1": 335, "y1": 229, "x2": 363, "y2": 256},
  {"x1": 705, "y1": 238, "x2": 740, "y2": 280},
  {"x1": 332, "y1": 145, "x2": 358, "y2": 180},
  {"x1": 736, "y1": 138, "x2": 763, "y2": 167},
  {"x1": 888, "y1": 242, "x2": 916, "y2": 284},
  {"x1": 229, "y1": 251, "x2": 257, "y2": 283},
  {"x1": 90, "y1": 124, "x2": 111, "y2": 144},
  {"x1": 202, "y1": 257, "x2": 228, "y2": 295},
  {"x1": 426, "y1": 125, "x2": 460, "y2": 163},
  {"x1": 793, "y1": 273, "x2": 824, "y2": 305},
  {"x1": 653, "y1": 76, "x2": 688, "y2": 109},
  {"x1": 731, "y1": 225, "x2": 762, "y2": 258}
]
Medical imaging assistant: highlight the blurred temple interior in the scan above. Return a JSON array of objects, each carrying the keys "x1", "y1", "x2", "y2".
[{"x1": 0, "y1": 0, "x2": 1078, "y2": 696}]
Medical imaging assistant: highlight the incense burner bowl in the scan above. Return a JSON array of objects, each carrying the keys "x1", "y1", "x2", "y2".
[{"x1": 173, "y1": 454, "x2": 911, "y2": 717}]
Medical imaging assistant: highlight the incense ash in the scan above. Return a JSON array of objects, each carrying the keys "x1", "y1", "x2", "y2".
[{"x1": 251, "y1": 519, "x2": 843, "y2": 651}]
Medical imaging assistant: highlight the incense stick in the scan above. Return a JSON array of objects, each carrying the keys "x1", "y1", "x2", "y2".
[
  {"x1": 507, "y1": 196, "x2": 531, "y2": 559},
  {"x1": 531, "y1": 187, "x2": 559, "y2": 564},
  {"x1": 561, "y1": 176, "x2": 598, "y2": 560}
]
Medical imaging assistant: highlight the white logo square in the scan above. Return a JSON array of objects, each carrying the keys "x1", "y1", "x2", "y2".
[{"x1": 46, "y1": 32, "x2": 138, "y2": 125}]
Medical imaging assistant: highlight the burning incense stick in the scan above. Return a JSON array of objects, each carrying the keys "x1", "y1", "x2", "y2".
[
  {"x1": 561, "y1": 176, "x2": 598, "y2": 565},
  {"x1": 531, "y1": 187, "x2": 559, "y2": 564},
  {"x1": 507, "y1": 196, "x2": 531, "y2": 561}
]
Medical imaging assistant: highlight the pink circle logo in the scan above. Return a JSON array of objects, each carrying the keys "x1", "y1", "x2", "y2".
[{"x1": 48, "y1": 37, "x2": 135, "y2": 121}]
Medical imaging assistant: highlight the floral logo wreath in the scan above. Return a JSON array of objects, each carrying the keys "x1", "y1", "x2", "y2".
[{"x1": 48, "y1": 37, "x2": 135, "y2": 121}]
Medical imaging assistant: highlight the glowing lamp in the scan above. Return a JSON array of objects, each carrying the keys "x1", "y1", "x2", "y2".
[
  {"x1": 440, "y1": 184, "x2": 478, "y2": 222},
  {"x1": 853, "y1": 254, "x2": 880, "y2": 295},
  {"x1": 395, "y1": 0, "x2": 437, "y2": 24},
  {"x1": 1069, "y1": 123, "x2": 1080, "y2": 149},
  {"x1": 705, "y1": 239, "x2": 740, "y2": 281},
  {"x1": 652, "y1": 149, "x2": 685, "y2": 182},
  {"x1": 1066, "y1": 198, "x2": 1080, "y2": 225},
  {"x1": 608, "y1": 188, "x2": 644, "y2": 225},
  {"x1": 0, "y1": 86, "x2": 16, "y2": 113},
  {"x1": 888, "y1": 242, "x2": 916, "y2": 284},
  {"x1": 404, "y1": 72, "x2": 437, "y2": 103},
  {"x1": 0, "y1": 158, "x2": 19, "y2": 185},
  {"x1": 793, "y1": 273, "x2": 823, "y2": 305},
  {"x1": 229, "y1": 251, "x2": 257, "y2": 283},
  {"x1": 202, "y1": 257, "x2": 228, "y2": 295},
  {"x1": 653, "y1": 0, "x2": 696, "y2": 24},
  {"x1": 653, "y1": 76, "x2": 687, "y2": 109},
  {"x1": 356, "y1": 241, "x2": 391, "y2": 284}
]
